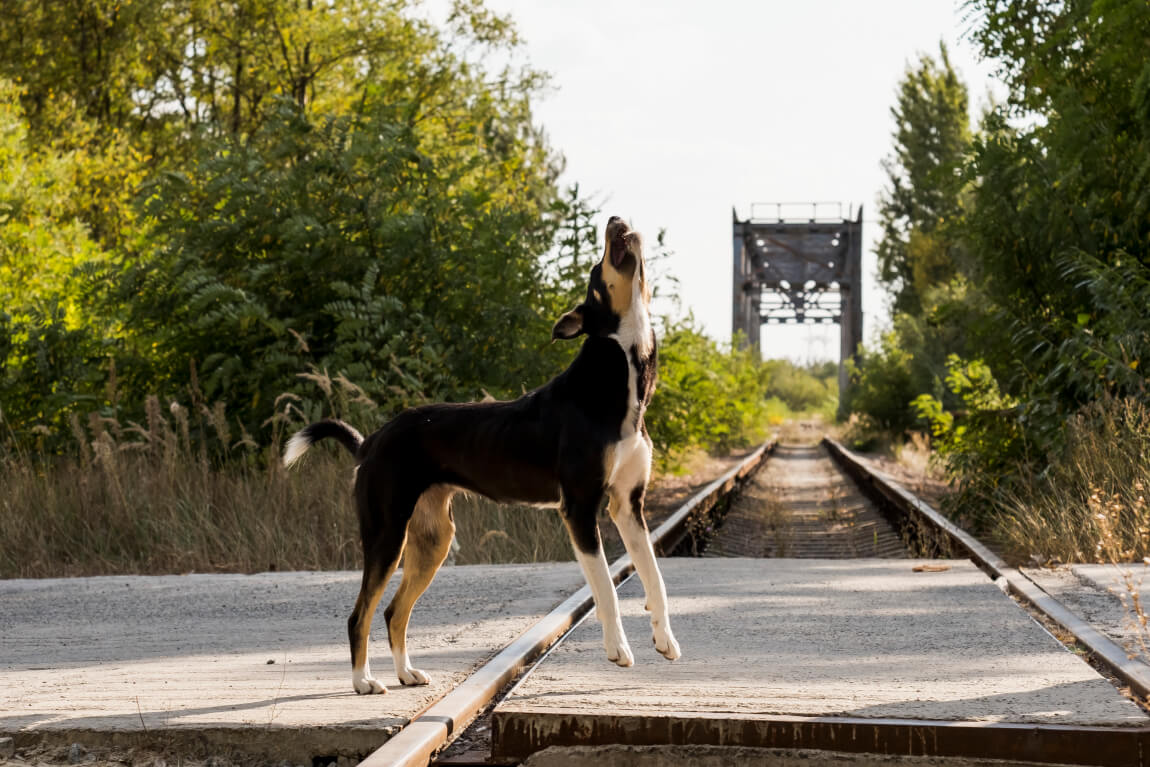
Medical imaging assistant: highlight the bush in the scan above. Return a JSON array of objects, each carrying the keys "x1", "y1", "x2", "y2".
[
  {"x1": 646, "y1": 320, "x2": 770, "y2": 471},
  {"x1": 762, "y1": 359, "x2": 837, "y2": 417}
]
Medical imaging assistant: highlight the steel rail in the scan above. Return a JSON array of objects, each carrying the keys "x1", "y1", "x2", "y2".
[
  {"x1": 824, "y1": 436, "x2": 1150, "y2": 701},
  {"x1": 358, "y1": 438, "x2": 776, "y2": 767}
]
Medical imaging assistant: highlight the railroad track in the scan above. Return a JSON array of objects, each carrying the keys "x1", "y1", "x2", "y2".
[
  {"x1": 704, "y1": 442, "x2": 907, "y2": 558},
  {"x1": 354, "y1": 436, "x2": 1150, "y2": 767}
]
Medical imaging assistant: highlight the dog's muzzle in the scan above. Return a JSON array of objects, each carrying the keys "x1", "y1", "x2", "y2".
[{"x1": 607, "y1": 217, "x2": 630, "y2": 268}]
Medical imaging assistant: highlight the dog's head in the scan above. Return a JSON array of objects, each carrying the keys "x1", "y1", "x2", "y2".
[{"x1": 552, "y1": 216, "x2": 649, "y2": 341}]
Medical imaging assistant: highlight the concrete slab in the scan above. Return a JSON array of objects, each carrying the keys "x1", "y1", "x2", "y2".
[
  {"x1": 1073, "y1": 563, "x2": 1150, "y2": 605},
  {"x1": 1, "y1": 563, "x2": 582, "y2": 759},
  {"x1": 493, "y1": 559, "x2": 1148, "y2": 762},
  {"x1": 1024, "y1": 565, "x2": 1150, "y2": 669}
]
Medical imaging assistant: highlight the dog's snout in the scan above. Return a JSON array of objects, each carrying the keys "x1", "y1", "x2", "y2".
[{"x1": 605, "y1": 216, "x2": 629, "y2": 242}]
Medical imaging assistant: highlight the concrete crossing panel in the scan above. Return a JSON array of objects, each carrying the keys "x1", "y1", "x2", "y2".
[
  {"x1": 1, "y1": 564, "x2": 583, "y2": 759},
  {"x1": 494, "y1": 558, "x2": 1148, "y2": 762}
]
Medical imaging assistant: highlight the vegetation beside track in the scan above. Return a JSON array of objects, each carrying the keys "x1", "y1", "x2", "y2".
[
  {"x1": 0, "y1": 1, "x2": 788, "y2": 577},
  {"x1": 845, "y1": 1, "x2": 1150, "y2": 563}
]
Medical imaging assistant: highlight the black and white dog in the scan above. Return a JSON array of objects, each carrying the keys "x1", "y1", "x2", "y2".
[{"x1": 283, "y1": 216, "x2": 680, "y2": 695}]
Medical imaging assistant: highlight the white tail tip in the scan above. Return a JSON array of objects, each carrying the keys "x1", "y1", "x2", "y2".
[{"x1": 282, "y1": 431, "x2": 310, "y2": 468}]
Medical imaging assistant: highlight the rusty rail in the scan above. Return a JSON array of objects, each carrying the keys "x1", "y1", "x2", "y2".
[
  {"x1": 358, "y1": 439, "x2": 776, "y2": 767},
  {"x1": 824, "y1": 436, "x2": 1150, "y2": 701}
]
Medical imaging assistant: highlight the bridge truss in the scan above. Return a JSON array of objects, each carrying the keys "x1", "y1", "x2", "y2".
[{"x1": 732, "y1": 203, "x2": 863, "y2": 411}]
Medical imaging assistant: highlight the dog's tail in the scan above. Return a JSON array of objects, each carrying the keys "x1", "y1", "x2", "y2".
[{"x1": 282, "y1": 419, "x2": 364, "y2": 468}]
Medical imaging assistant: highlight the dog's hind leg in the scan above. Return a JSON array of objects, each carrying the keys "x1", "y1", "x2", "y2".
[
  {"x1": 384, "y1": 484, "x2": 456, "y2": 686},
  {"x1": 349, "y1": 539, "x2": 403, "y2": 694},
  {"x1": 348, "y1": 475, "x2": 414, "y2": 695},
  {"x1": 560, "y1": 486, "x2": 633, "y2": 668}
]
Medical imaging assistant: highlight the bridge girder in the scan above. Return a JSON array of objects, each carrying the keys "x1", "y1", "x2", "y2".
[{"x1": 732, "y1": 203, "x2": 863, "y2": 415}]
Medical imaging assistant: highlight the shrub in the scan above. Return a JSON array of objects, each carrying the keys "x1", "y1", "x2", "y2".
[{"x1": 647, "y1": 320, "x2": 770, "y2": 471}]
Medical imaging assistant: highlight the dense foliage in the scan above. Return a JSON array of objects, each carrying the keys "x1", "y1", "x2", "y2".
[
  {"x1": 761, "y1": 359, "x2": 838, "y2": 418},
  {"x1": 0, "y1": 0, "x2": 772, "y2": 470},
  {"x1": 849, "y1": 0, "x2": 1150, "y2": 548}
]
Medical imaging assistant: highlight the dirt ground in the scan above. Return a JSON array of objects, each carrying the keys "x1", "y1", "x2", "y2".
[{"x1": 0, "y1": 743, "x2": 290, "y2": 767}]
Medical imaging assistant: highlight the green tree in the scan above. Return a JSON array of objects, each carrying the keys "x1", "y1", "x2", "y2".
[
  {"x1": 647, "y1": 320, "x2": 770, "y2": 469},
  {"x1": 961, "y1": 0, "x2": 1150, "y2": 453},
  {"x1": 0, "y1": 79, "x2": 121, "y2": 435},
  {"x1": 849, "y1": 46, "x2": 979, "y2": 434},
  {"x1": 118, "y1": 82, "x2": 563, "y2": 427},
  {"x1": 876, "y1": 42, "x2": 972, "y2": 316},
  {"x1": 1, "y1": 0, "x2": 572, "y2": 443},
  {"x1": 762, "y1": 359, "x2": 837, "y2": 415}
]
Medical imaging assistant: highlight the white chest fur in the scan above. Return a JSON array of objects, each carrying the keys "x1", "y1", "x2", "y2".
[{"x1": 609, "y1": 278, "x2": 653, "y2": 440}]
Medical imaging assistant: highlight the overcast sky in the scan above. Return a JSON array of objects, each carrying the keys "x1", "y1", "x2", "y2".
[{"x1": 481, "y1": 0, "x2": 1004, "y2": 362}]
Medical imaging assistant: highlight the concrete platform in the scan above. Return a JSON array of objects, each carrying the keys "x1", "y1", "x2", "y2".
[
  {"x1": 1024, "y1": 563, "x2": 1150, "y2": 669},
  {"x1": 0, "y1": 564, "x2": 582, "y2": 760},
  {"x1": 1073, "y1": 563, "x2": 1150, "y2": 602},
  {"x1": 493, "y1": 559, "x2": 1149, "y2": 764}
]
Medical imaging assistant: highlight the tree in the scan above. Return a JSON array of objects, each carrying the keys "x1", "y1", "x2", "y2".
[
  {"x1": 876, "y1": 43, "x2": 972, "y2": 316},
  {"x1": 849, "y1": 46, "x2": 978, "y2": 434},
  {"x1": 962, "y1": 0, "x2": 1150, "y2": 448},
  {"x1": 1, "y1": 0, "x2": 573, "y2": 442}
]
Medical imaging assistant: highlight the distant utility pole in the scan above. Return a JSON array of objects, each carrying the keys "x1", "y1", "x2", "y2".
[{"x1": 732, "y1": 203, "x2": 863, "y2": 415}]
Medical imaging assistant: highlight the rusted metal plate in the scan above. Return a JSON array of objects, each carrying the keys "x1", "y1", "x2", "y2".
[{"x1": 492, "y1": 709, "x2": 1150, "y2": 766}]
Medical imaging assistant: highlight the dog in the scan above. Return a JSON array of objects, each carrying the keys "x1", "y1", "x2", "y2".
[{"x1": 283, "y1": 216, "x2": 680, "y2": 694}]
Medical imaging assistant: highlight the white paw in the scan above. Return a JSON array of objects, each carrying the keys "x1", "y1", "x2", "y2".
[
  {"x1": 397, "y1": 666, "x2": 431, "y2": 686},
  {"x1": 654, "y1": 628, "x2": 681, "y2": 661},
  {"x1": 605, "y1": 636, "x2": 634, "y2": 667},
  {"x1": 352, "y1": 675, "x2": 387, "y2": 695}
]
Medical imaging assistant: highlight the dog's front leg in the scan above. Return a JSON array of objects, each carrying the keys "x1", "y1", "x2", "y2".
[
  {"x1": 608, "y1": 484, "x2": 681, "y2": 661},
  {"x1": 561, "y1": 493, "x2": 633, "y2": 667}
]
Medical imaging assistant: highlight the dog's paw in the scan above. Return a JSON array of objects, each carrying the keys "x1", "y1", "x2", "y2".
[
  {"x1": 605, "y1": 637, "x2": 634, "y2": 668},
  {"x1": 352, "y1": 675, "x2": 387, "y2": 695},
  {"x1": 397, "y1": 666, "x2": 431, "y2": 686},
  {"x1": 654, "y1": 629, "x2": 681, "y2": 661}
]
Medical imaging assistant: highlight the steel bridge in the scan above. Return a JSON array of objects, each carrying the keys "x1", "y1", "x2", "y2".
[{"x1": 731, "y1": 202, "x2": 863, "y2": 410}]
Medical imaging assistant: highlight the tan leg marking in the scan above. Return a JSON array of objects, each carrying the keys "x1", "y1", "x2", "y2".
[{"x1": 386, "y1": 485, "x2": 456, "y2": 686}]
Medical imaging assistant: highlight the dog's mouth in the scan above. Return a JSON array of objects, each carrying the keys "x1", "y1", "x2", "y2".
[{"x1": 606, "y1": 216, "x2": 636, "y2": 269}]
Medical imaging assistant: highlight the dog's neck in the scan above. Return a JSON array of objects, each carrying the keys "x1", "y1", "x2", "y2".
[
  {"x1": 609, "y1": 273, "x2": 653, "y2": 361},
  {"x1": 608, "y1": 279, "x2": 654, "y2": 439}
]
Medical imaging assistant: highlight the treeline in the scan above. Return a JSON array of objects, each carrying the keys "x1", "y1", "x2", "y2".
[
  {"x1": 0, "y1": 0, "x2": 771, "y2": 468},
  {"x1": 848, "y1": 0, "x2": 1150, "y2": 559}
]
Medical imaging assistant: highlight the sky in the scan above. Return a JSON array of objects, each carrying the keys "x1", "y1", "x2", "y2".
[{"x1": 480, "y1": 0, "x2": 1005, "y2": 363}]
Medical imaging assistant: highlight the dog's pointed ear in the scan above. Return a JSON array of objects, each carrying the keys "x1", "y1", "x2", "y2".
[{"x1": 551, "y1": 308, "x2": 584, "y2": 341}]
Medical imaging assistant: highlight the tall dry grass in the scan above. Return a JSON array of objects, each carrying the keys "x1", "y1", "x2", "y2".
[
  {"x1": 0, "y1": 375, "x2": 574, "y2": 578},
  {"x1": 992, "y1": 398, "x2": 1150, "y2": 664},
  {"x1": 993, "y1": 398, "x2": 1150, "y2": 565},
  {"x1": 1, "y1": 393, "x2": 355, "y2": 577}
]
